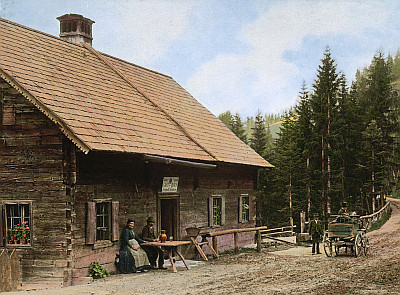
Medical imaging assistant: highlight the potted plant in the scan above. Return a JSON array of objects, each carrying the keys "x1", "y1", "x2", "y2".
[{"x1": 10, "y1": 222, "x2": 30, "y2": 244}]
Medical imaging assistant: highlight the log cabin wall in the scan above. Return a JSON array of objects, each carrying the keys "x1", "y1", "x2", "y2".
[
  {"x1": 0, "y1": 78, "x2": 69, "y2": 287},
  {"x1": 72, "y1": 151, "x2": 156, "y2": 279},
  {"x1": 72, "y1": 152, "x2": 258, "y2": 276}
]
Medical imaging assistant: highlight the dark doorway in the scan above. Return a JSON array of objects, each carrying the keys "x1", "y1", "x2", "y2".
[{"x1": 160, "y1": 198, "x2": 177, "y2": 239}]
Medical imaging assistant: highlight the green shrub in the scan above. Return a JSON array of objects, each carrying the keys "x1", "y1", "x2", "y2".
[{"x1": 89, "y1": 261, "x2": 109, "y2": 279}]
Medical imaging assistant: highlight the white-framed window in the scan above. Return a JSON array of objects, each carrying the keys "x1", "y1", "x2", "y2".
[
  {"x1": 239, "y1": 194, "x2": 250, "y2": 223},
  {"x1": 0, "y1": 202, "x2": 32, "y2": 246},
  {"x1": 86, "y1": 200, "x2": 119, "y2": 244},
  {"x1": 208, "y1": 196, "x2": 225, "y2": 226}
]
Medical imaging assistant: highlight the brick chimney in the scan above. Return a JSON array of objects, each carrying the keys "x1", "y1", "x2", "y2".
[{"x1": 57, "y1": 14, "x2": 94, "y2": 46}]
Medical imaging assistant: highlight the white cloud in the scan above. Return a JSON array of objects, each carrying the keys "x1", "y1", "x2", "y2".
[
  {"x1": 186, "y1": 0, "x2": 392, "y2": 117},
  {"x1": 99, "y1": 0, "x2": 195, "y2": 66}
]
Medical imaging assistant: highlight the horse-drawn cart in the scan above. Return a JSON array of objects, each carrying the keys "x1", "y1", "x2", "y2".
[{"x1": 323, "y1": 215, "x2": 369, "y2": 257}]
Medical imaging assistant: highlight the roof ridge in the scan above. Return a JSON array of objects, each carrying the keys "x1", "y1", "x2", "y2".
[
  {"x1": 0, "y1": 17, "x2": 87, "y2": 49},
  {"x1": 0, "y1": 18, "x2": 172, "y2": 80},
  {"x1": 83, "y1": 43, "x2": 217, "y2": 161}
]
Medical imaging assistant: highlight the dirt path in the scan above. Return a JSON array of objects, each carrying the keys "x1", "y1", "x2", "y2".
[{"x1": 9, "y1": 198, "x2": 400, "y2": 295}]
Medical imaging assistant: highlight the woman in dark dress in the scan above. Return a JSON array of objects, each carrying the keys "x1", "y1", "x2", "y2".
[{"x1": 119, "y1": 219, "x2": 148, "y2": 273}]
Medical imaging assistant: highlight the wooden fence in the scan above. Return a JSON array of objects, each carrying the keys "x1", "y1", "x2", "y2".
[
  {"x1": 0, "y1": 249, "x2": 22, "y2": 292},
  {"x1": 206, "y1": 225, "x2": 296, "y2": 254},
  {"x1": 360, "y1": 201, "x2": 391, "y2": 229}
]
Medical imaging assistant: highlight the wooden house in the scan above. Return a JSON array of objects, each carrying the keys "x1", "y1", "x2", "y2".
[{"x1": 0, "y1": 14, "x2": 272, "y2": 286}]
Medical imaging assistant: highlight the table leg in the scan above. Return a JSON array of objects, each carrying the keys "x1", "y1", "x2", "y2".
[
  {"x1": 164, "y1": 248, "x2": 177, "y2": 273},
  {"x1": 175, "y1": 248, "x2": 190, "y2": 270}
]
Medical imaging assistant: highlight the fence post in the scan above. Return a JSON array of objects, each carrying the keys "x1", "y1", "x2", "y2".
[
  {"x1": 234, "y1": 232, "x2": 239, "y2": 254},
  {"x1": 300, "y1": 211, "x2": 306, "y2": 233},
  {"x1": 257, "y1": 230, "x2": 261, "y2": 252},
  {"x1": 212, "y1": 236, "x2": 218, "y2": 256}
]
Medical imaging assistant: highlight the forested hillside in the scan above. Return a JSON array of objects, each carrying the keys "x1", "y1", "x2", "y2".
[{"x1": 219, "y1": 48, "x2": 400, "y2": 227}]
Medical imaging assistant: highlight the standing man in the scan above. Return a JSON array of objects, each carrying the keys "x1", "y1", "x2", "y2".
[
  {"x1": 141, "y1": 217, "x2": 166, "y2": 269},
  {"x1": 309, "y1": 213, "x2": 323, "y2": 255}
]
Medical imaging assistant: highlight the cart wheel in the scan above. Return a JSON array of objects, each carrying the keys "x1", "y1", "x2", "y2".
[
  {"x1": 323, "y1": 232, "x2": 333, "y2": 257},
  {"x1": 354, "y1": 234, "x2": 362, "y2": 257},
  {"x1": 363, "y1": 236, "x2": 369, "y2": 256}
]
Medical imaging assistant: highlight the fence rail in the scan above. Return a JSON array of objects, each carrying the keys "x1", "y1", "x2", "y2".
[
  {"x1": 0, "y1": 249, "x2": 21, "y2": 292},
  {"x1": 360, "y1": 201, "x2": 391, "y2": 229},
  {"x1": 205, "y1": 225, "x2": 296, "y2": 254}
]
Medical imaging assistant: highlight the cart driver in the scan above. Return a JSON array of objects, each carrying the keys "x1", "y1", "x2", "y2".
[
  {"x1": 338, "y1": 202, "x2": 349, "y2": 216},
  {"x1": 309, "y1": 213, "x2": 323, "y2": 255}
]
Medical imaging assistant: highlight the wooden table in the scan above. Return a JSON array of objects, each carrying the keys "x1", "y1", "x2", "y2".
[{"x1": 143, "y1": 241, "x2": 192, "y2": 273}]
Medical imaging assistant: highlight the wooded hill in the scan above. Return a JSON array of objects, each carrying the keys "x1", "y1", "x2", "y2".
[{"x1": 219, "y1": 48, "x2": 400, "y2": 227}]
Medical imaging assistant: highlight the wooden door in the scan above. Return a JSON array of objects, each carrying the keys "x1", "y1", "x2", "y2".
[{"x1": 160, "y1": 198, "x2": 178, "y2": 239}]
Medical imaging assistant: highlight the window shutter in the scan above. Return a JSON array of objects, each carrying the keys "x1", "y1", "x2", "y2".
[
  {"x1": 208, "y1": 197, "x2": 213, "y2": 227},
  {"x1": 221, "y1": 197, "x2": 226, "y2": 225},
  {"x1": 86, "y1": 202, "x2": 96, "y2": 244},
  {"x1": 238, "y1": 196, "x2": 243, "y2": 223},
  {"x1": 111, "y1": 201, "x2": 119, "y2": 241},
  {"x1": 0, "y1": 204, "x2": 3, "y2": 246}
]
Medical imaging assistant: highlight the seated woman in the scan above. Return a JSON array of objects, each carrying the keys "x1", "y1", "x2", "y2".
[{"x1": 119, "y1": 219, "x2": 150, "y2": 273}]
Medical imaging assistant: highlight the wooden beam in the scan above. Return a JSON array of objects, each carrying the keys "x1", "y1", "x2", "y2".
[{"x1": 207, "y1": 226, "x2": 268, "y2": 237}]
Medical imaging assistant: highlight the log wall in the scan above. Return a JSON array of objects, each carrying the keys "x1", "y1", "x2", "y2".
[
  {"x1": 73, "y1": 153, "x2": 258, "y2": 272},
  {"x1": 0, "y1": 78, "x2": 68, "y2": 287}
]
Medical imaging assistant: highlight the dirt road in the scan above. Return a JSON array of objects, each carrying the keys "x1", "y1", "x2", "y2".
[{"x1": 9, "y1": 198, "x2": 400, "y2": 295}]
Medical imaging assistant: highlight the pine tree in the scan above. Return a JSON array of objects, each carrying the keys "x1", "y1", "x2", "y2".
[
  {"x1": 294, "y1": 82, "x2": 314, "y2": 218},
  {"x1": 250, "y1": 112, "x2": 268, "y2": 157},
  {"x1": 310, "y1": 47, "x2": 340, "y2": 214},
  {"x1": 218, "y1": 111, "x2": 233, "y2": 127},
  {"x1": 231, "y1": 113, "x2": 248, "y2": 144}
]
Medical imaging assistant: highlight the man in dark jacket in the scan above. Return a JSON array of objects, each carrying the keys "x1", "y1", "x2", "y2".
[
  {"x1": 141, "y1": 217, "x2": 166, "y2": 269},
  {"x1": 309, "y1": 213, "x2": 323, "y2": 255},
  {"x1": 338, "y1": 202, "x2": 349, "y2": 215}
]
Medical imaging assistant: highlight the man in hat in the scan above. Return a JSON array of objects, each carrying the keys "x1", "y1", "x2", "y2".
[
  {"x1": 308, "y1": 213, "x2": 323, "y2": 254},
  {"x1": 141, "y1": 217, "x2": 166, "y2": 269},
  {"x1": 338, "y1": 202, "x2": 349, "y2": 215}
]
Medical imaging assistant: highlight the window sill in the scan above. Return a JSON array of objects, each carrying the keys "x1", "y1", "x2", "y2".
[
  {"x1": 92, "y1": 240, "x2": 113, "y2": 250},
  {"x1": 5, "y1": 243, "x2": 32, "y2": 247}
]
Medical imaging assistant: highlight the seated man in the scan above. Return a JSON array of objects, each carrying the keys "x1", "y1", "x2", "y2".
[
  {"x1": 338, "y1": 202, "x2": 349, "y2": 215},
  {"x1": 141, "y1": 217, "x2": 166, "y2": 269}
]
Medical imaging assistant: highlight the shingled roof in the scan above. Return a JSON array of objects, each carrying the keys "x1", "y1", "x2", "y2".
[{"x1": 0, "y1": 18, "x2": 272, "y2": 168}]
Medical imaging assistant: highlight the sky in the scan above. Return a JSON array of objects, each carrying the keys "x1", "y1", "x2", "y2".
[{"x1": 1, "y1": 0, "x2": 400, "y2": 119}]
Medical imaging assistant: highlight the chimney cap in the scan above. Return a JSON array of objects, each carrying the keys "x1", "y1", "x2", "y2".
[
  {"x1": 57, "y1": 13, "x2": 95, "y2": 25},
  {"x1": 57, "y1": 13, "x2": 95, "y2": 46}
]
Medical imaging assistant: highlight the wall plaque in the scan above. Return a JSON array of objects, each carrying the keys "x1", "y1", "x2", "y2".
[{"x1": 162, "y1": 177, "x2": 179, "y2": 193}]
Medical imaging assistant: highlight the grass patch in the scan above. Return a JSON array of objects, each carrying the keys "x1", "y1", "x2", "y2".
[{"x1": 368, "y1": 208, "x2": 392, "y2": 232}]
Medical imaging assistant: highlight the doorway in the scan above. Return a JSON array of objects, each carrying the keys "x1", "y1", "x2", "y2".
[{"x1": 160, "y1": 198, "x2": 178, "y2": 239}]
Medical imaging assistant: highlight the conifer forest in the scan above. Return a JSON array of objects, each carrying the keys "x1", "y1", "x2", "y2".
[{"x1": 219, "y1": 48, "x2": 400, "y2": 227}]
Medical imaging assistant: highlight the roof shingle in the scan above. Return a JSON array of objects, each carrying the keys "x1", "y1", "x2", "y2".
[{"x1": 0, "y1": 18, "x2": 272, "y2": 168}]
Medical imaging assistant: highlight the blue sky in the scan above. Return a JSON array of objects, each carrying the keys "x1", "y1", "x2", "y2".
[{"x1": 1, "y1": 0, "x2": 400, "y2": 119}]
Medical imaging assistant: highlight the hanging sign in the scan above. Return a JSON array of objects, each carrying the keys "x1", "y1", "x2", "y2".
[{"x1": 162, "y1": 177, "x2": 179, "y2": 193}]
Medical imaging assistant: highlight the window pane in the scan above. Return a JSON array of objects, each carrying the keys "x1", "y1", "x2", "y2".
[
  {"x1": 6, "y1": 204, "x2": 31, "y2": 244},
  {"x1": 213, "y1": 197, "x2": 222, "y2": 225},
  {"x1": 96, "y1": 202, "x2": 110, "y2": 241}
]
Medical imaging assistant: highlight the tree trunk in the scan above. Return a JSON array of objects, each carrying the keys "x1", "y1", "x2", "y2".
[
  {"x1": 289, "y1": 174, "x2": 293, "y2": 229},
  {"x1": 307, "y1": 156, "x2": 311, "y2": 222},
  {"x1": 326, "y1": 94, "x2": 331, "y2": 214}
]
